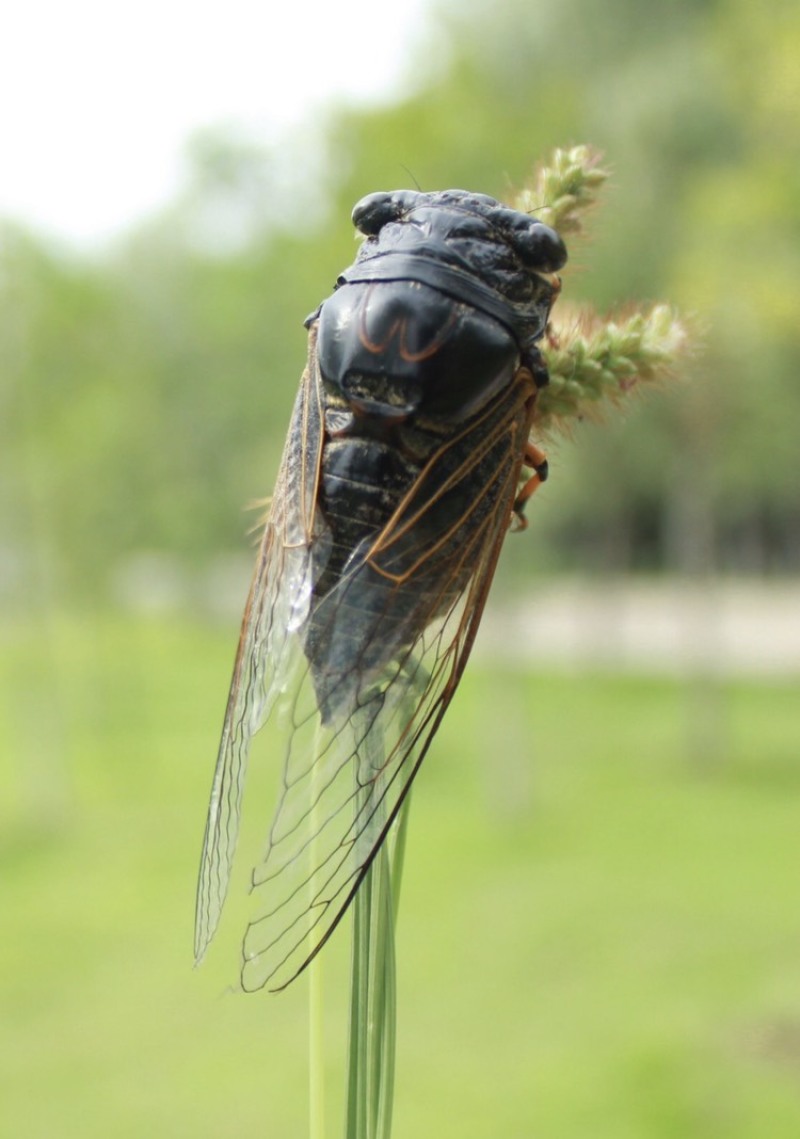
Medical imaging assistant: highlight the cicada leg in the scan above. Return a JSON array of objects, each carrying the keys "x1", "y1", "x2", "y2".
[{"x1": 512, "y1": 441, "x2": 549, "y2": 531}]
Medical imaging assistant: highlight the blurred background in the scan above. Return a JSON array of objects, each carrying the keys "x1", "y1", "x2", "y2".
[{"x1": 2, "y1": 0, "x2": 800, "y2": 1135}]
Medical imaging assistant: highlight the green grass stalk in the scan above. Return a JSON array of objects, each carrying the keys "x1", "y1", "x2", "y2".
[{"x1": 344, "y1": 716, "x2": 412, "y2": 1139}]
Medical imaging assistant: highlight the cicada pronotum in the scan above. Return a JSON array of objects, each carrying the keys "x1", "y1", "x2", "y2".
[{"x1": 194, "y1": 189, "x2": 567, "y2": 992}]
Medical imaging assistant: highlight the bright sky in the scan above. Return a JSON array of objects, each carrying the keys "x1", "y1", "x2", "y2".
[{"x1": 1, "y1": 0, "x2": 433, "y2": 246}]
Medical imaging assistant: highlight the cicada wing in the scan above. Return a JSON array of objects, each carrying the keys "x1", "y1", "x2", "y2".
[
  {"x1": 238, "y1": 371, "x2": 536, "y2": 992},
  {"x1": 194, "y1": 340, "x2": 327, "y2": 965}
]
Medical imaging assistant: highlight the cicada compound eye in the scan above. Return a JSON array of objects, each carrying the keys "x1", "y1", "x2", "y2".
[
  {"x1": 510, "y1": 218, "x2": 568, "y2": 274},
  {"x1": 352, "y1": 190, "x2": 424, "y2": 236}
]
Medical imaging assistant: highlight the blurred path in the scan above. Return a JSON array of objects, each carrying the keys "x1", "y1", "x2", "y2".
[
  {"x1": 116, "y1": 557, "x2": 800, "y2": 676},
  {"x1": 477, "y1": 580, "x2": 800, "y2": 676}
]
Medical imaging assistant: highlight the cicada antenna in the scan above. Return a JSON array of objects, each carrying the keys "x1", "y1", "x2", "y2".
[{"x1": 399, "y1": 165, "x2": 422, "y2": 191}]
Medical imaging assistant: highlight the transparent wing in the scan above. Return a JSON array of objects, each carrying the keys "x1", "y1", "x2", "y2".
[
  {"x1": 232, "y1": 371, "x2": 537, "y2": 992},
  {"x1": 194, "y1": 340, "x2": 326, "y2": 965}
]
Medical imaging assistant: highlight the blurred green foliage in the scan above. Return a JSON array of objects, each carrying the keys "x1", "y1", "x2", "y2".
[
  {"x1": 2, "y1": 615, "x2": 800, "y2": 1136},
  {"x1": 2, "y1": 0, "x2": 799, "y2": 601}
]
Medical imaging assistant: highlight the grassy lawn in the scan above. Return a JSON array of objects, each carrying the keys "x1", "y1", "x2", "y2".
[{"x1": 2, "y1": 611, "x2": 800, "y2": 1137}]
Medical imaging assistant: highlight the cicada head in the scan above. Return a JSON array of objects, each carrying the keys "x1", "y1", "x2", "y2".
[{"x1": 347, "y1": 188, "x2": 566, "y2": 360}]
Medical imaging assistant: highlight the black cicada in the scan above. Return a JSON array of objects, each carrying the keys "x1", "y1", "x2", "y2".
[{"x1": 195, "y1": 188, "x2": 567, "y2": 992}]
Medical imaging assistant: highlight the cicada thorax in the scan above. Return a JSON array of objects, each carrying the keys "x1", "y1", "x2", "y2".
[{"x1": 312, "y1": 278, "x2": 523, "y2": 564}]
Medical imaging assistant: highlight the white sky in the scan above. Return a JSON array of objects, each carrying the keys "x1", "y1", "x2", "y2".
[{"x1": 1, "y1": 0, "x2": 433, "y2": 246}]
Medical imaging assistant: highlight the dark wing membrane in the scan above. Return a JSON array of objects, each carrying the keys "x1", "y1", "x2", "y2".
[
  {"x1": 237, "y1": 370, "x2": 536, "y2": 992},
  {"x1": 194, "y1": 340, "x2": 326, "y2": 965}
]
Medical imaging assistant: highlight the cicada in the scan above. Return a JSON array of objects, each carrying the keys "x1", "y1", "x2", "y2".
[{"x1": 194, "y1": 189, "x2": 567, "y2": 992}]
